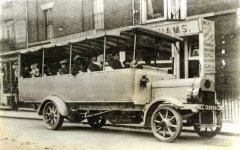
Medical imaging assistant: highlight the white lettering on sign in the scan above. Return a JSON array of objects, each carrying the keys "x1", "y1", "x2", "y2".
[
  {"x1": 203, "y1": 19, "x2": 215, "y2": 75},
  {"x1": 149, "y1": 19, "x2": 200, "y2": 36},
  {"x1": 15, "y1": 20, "x2": 26, "y2": 43},
  {"x1": 51, "y1": 30, "x2": 96, "y2": 43}
]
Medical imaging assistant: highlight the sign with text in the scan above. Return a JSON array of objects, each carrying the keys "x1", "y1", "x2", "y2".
[
  {"x1": 15, "y1": 20, "x2": 26, "y2": 43},
  {"x1": 51, "y1": 30, "x2": 96, "y2": 43},
  {"x1": 149, "y1": 19, "x2": 200, "y2": 36},
  {"x1": 202, "y1": 19, "x2": 215, "y2": 75}
]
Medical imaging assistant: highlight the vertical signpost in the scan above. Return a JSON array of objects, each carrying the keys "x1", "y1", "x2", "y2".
[{"x1": 202, "y1": 19, "x2": 215, "y2": 81}]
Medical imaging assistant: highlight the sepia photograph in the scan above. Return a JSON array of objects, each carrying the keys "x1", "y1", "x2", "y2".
[{"x1": 0, "y1": 0, "x2": 239, "y2": 149}]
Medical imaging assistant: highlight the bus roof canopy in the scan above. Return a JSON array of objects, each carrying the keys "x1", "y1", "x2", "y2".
[{"x1": 0, "y1": 26, "x2": 183, "y2": 57}]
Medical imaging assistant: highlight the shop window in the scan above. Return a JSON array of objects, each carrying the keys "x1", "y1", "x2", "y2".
[
  {"x1": 188, "y1": 35, "x2": 199, "y2": 60},
  {"x1": 4, "y1": 21, "x2": 13, "y2": 40},
  {"x1": 188, "y1": 35, "x2": 200, "y2": 78},
  {"x1": 141, "y1": 0, "x2": 166, "y2": 23},
  {"x1": 93, "y1": 0, "x2": 104, "y2": 30}
]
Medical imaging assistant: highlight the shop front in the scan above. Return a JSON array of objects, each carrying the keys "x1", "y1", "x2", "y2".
[
  {"x1": 147, "y1": 18, "x2": 216, "y2": 81},
  {"x1": 0, "y1": 53, "x2": 19, "y2": 109}
]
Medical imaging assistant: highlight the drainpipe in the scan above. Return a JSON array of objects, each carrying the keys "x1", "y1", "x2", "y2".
[
  {"x1": 131, "y1": 0, "x2": 135, "y2": 26},
  {"x1": 25, "y1": 0, "x2": 29, "y2": 49},
  {"x1": 0, "y1": 59, "x2": 3, "y2": 103},
  {"x1": 82, "y1": 0, "x2": 84, "y2": 31},
  {"x1": 36, "y1": 0, "x2": 39, "y2": 41}
]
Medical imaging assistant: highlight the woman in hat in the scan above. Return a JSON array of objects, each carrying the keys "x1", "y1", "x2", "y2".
[{"x1": 58, "y1": 59, "x2": 68, "y2": 75}]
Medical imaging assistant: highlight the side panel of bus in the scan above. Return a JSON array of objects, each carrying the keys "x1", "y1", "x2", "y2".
[{"x1": 19, "y1": 69, "x2": 135, "y2": 102}]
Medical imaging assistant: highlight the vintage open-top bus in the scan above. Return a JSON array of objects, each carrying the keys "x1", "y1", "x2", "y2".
[{"x1": 16, "y1": 26, "x2": 222, "y2": 142}]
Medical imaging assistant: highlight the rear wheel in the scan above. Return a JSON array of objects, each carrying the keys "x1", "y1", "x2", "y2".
[
  {"x1": 43, "y1": 101, "x2": 64, "y2": 130},
  {"x1": 194, "y1": 113, "x2": 222, "y2": 138},
  {"x1": 151, "y1": 106, "x2": 182, "y2": 142},
  {"x1": 87, "y1": 115, "x2": 106, "y2": 128}
]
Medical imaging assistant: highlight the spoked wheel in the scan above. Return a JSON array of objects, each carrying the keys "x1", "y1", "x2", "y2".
[
  {"x1": 87, "y1": 115, "x2": 106, "y2": 128},
  {"x1": 43, "y1": 101, "x2": 64, "y2": 130},
  {"x1": 151, "y1": 106, "x2": 182, "y2": 142},
  {"x1": 194, "y1": 113, "x2": 222, "y2": 138}
]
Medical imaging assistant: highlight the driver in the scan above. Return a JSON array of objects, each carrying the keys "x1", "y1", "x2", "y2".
[{"x1": 108, "y1": 52, "x2": 122, "y2": 69}]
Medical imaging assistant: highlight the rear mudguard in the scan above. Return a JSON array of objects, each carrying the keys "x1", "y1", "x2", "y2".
[{"x1": 38, "y1": 94, "x2": 68, "y2": 116}]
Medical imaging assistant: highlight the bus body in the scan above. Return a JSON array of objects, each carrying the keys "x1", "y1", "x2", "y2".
[
  {"x1": 19, "y1": 69, "x2": 174, "y2": 104},
  {"x1": 15, "y1": 26, "x2": 221, "y2": 142}
]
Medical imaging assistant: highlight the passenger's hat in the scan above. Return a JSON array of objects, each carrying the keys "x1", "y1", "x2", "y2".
[
  {"x1": 112, "y1": 51, "x2": 119, "y2": 56},
  {"x1": 73, "y1": 55, "x2": 81, "y2": 61},
  {"x1": 59, "y1": 59, "x2": 68, "y2": 64}
]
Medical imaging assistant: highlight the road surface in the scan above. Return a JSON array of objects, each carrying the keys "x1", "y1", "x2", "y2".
[{"x1": 0, "y1": 117, "x2": 239, "y2": 150}]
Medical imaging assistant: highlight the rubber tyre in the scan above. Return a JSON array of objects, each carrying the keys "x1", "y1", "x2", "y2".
[
  {"x1": 151, "y1": 106, "x2": 182, "y2": 142},
  {"x1": 43, "y1": 101, "x2": 64, "y2": 130}
]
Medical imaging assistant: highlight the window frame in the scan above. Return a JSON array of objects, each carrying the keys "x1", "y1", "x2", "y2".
[
  {"x1": 188, "y1": 35, "x2": 200, "y2": 60},
  {"x1": 44, "y1": 9, "x2": 54, "y2": 39},
  {"x1": 93, "y1": 0, "x2": 104, "y2": 30},
  {"x1": 140, "y1": 0, "x2": 167, "y2": 24}
]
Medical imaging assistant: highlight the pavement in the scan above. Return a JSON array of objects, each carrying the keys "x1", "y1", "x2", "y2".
[{"x1": 0, "y1": 107, "x2": 239, "y2": 136}]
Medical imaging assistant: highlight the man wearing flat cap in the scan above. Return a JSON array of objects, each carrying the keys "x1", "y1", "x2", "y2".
[
  {"x1": 58, "y1": 59, "x2": 68, "y2": 75},
  {"x1": 72, "y1": 55, "x2": 85, "y2": 75}
]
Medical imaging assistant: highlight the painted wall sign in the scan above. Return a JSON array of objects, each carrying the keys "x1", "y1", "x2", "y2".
[
  {"x1": 15, "y1": 20, "x2": 26, "y2": 43},
  {"x1": 51, "y1": 30, "x2": 96, "y2": 43},
  {"x1": 202, "y1": 19, "x2": 215, "y2": 75},
  {"x1": 149, "y1": 19, "x2": 200, "y2": 36}
]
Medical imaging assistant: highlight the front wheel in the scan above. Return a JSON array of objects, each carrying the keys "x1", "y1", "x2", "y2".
[
  {"x1": 43, "y1": 101, "x2": 64, "y2": 130},
  {"x1": 151, "y1": 106, "x2": 182, "y2": 142},
  {"x1": 194, "y1": 113, "x2": 222, "y2": 138}
]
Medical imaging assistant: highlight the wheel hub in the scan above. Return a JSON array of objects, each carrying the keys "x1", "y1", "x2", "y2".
[{"x1": 161, "y1": 119, "x2": 170, "y2": 129}]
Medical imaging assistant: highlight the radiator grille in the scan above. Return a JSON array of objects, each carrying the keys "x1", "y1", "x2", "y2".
[{"x1": 202, "y1": 92, "x2": 215, "y2": 105}]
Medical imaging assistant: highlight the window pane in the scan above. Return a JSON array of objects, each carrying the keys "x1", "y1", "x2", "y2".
[
  {"x1": 145, "y1": 0, "x2": 164, "y2": 20},
  {"x1": 93, "y1": 0, "x2": 104, "y2": 29}
]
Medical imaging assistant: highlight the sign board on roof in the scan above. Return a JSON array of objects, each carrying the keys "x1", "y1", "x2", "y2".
[
  {"x1": 51, "y1": 30, "x2": 96, "y2": 43},
  {"x1": 149, "y1": 19, "x2": 201, "y2": 36}
]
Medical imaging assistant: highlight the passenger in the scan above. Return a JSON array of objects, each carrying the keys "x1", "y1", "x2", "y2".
[
  {"x1": 12, "y1": 62, "x2": 18, "y2": 78},
  {"x1": 58, "y1": 60, "x2": 68, "y2": 75},
  {"x1": 44, "y1": 65, "x2": 54, "y2": 76},
  {"x1": 143, "y1": 52, "x2": 152, "y2": 66},
  {"x1": 123, "y1": 54, "x2": 133, "y2": 68},
  {"x1": 123, "y1": 59, "x2": 131, "y2": 68},
  {"x1": 22, "y1": 65, "x2": 31, "y2": 78},
  {"x1": 72, "y1": 55, "x2": 85, "y2": 75},
  {"x1": 109, "y1": 52, "x2": 122, "y2": 69},
  {"x1": 87, "y1": 55, "x2": 101, "y2": 72},
  {"x1": 30, "y1": 63, "x2": 41, "y2": 77}
]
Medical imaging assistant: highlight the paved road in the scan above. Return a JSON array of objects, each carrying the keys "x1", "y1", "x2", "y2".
[{"x1": 0, "y1": 117, "x2": 239, "y2": 150}]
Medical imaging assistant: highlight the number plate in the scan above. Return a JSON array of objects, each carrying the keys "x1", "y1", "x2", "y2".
[{"x1": 201, "y1": 105, "x2": 218, "y2": 110}]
